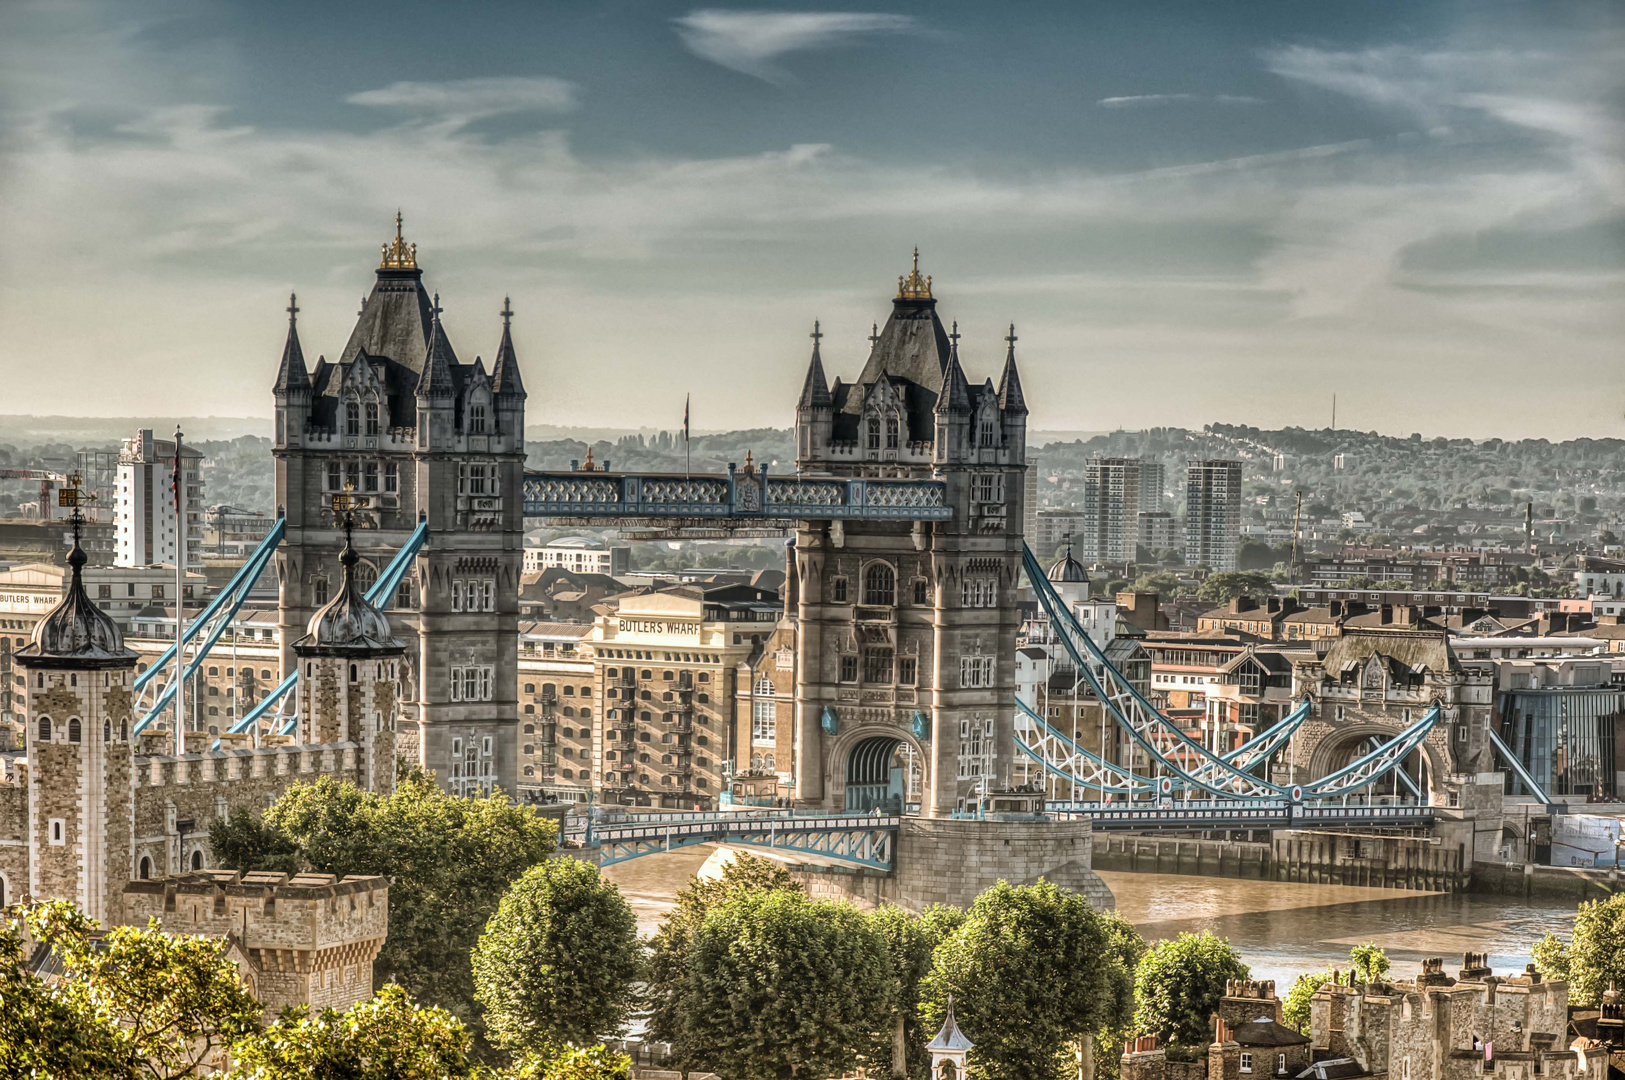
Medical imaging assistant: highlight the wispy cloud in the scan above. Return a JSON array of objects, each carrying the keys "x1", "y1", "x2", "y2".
[
  {"x1": 1098, "y1": 93, "x2": 1266, "y2": 107},
  {"x1": 347, "y1": 76, "x2": 578, "y2": 126},
  {"x1": 672, "y1": 9, "x2": 916, "y2": 83}
]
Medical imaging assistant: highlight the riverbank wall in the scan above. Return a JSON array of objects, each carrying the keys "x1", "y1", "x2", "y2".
[
  {"x1": 1092, "y1": 829, "x2": 1472, "y2": 892},
  {"x1": 1469, "y1": 861, "x2": 1623, "y2": 902}
]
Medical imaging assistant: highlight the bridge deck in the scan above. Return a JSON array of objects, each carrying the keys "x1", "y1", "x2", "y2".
[{"x1": 523, "y1": 469, "x2": 951, "y2": 528}]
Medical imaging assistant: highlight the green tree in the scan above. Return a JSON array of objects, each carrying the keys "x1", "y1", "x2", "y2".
[
  {"x1": 868, "y1": 904, "x2": 968, "y2": 1078},
  {"x1": 1282, "y1": 969, "x2": 1332, "y2": 1035},
  {"x1": 228, "y1": 983, "x2": 476, "y2": 1080},
  {"x1": 1531, "y1": 930, "x2": 1571, "y2": 984},
  {"x1": 646, "y1": 852, "x2": 804, "y2": 1064},
  {"x1": 208, "y1": 806, "x2": 302, "y2": 874},
  {"x1": 22, "y1": 901, "x2": 262, "y2": 1079},
  {"x1": 0, "y1": 910, "x2": 133, "y2": 1080},
  {"x1": 923, "y1": 880, "x2": 1136, "y2": 1080},
  {"x1": 679, "y1": 890, "x2": 895, "y2": 1080},
  {"x1": 1094, "y1": 910, "x2": 1150, "y2": 1080},
  {"x1": 1348, "y1": 943, "x2": 1390, "y2": 984},
  {"x1": 507, "y1": 1044, "x2": 633, "y2": 1080},
  {"x1": 1536, "y1": 895, "x2": 1625, "y2": 1006},
  {"x1": 216, "y1": 771, "x2": 558, "y2": 1040},
  {"x1": 472, "y1": 859, "x2": 642, "y2": 1055},
  {"x1": 1132, "y1": 931, "x2": 1248, "y2": 1058},
  {"x1": 1196, "y1": 572, "x2": 1275, "y2": 606}
]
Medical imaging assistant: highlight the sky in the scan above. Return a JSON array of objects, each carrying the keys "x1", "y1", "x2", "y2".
[{"x1": 0, "y1": 0, "x2": 1620, "y2": 439}]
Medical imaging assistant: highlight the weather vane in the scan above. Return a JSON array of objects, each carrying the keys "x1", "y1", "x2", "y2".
[{"x1": 58, "y1": 471, "x2": 96, "y2": 541}]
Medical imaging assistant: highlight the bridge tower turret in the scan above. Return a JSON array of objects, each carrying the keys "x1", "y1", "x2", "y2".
[{"x1": 791, "y1": 252, "x2": 1028, "y2": 817}]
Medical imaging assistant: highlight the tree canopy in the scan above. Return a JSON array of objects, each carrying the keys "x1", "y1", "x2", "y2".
[
  {"x1": 1132, "y1": 930, "x2": 1248, "y2": 1057},
  {"x1": 228, "y1": 983, "x2": 476, "y2": 1080},
  {"x1": 678, "y1": 889, "x2": 896, "y2": 1080},
  {"x1": 1196, "y1": 572, "x2": 1276, "y2": 606},
  {"x1": 211, "y1": 770, "x2": 558, "y2": 1040},
  {"x1": 868, "y1": 904, "x2": 968, "y2": 1078},
  {"x1": 1532, "y1": 895, "x2": 1625, "y2": 1006},
  {"x1": 923, "y1": 880, "x2": 1140, "y2": 1080},
  {"x1": 472, "y1": 858, "x2": 642, "y2": 1054}
]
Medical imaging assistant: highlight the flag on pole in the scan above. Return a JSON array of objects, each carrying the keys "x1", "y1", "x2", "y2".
[
  {"x1": 171, "y1": 432, "x2": 183, "y2": 516},
  {"x1": 683, "y1": 394, "x2": 690, "y2": 443}
]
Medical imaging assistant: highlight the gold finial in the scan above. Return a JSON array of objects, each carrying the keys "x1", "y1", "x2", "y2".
[
  {"x1": 582, "y1": 445, "x2": 596, "y2": 471},
  {"x1": 380, "y1": 210, "x2": 418, "y2": 269},
  {"x1": 742, "y1": 449, "x2": 756, "y2": 475},
  {"x1": 896, "y1": 246, "x2": 932, "y2": 300}
]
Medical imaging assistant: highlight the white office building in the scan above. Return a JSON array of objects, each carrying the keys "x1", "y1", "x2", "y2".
[{"x1": 115, "y1": 429, "x2": 204, "y2": 568}]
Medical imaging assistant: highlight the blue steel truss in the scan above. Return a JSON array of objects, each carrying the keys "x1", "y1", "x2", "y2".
[
  {"x1": 229, "y1": 518, "x2": 430, "y2": 742},
  {"x1": 523, "y1": 469, "x2": 951, "y2": 526},
  {"x1": 1486, "y1": 727, "x2": 1558, "y2": 808},
  {"x1": 583, "y1": 812, "x2": 898, "y2": 869},
  {"x1": 133, "y1": 517, "x2": 286, "y2": 735},
  {"x1": 1019, "y1": 542, "x2": 1436, "y2": 804}
]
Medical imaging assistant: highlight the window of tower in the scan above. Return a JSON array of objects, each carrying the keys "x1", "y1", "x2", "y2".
[
  {"x1": 913, "y1": 579, "x2": 929, "y2": 605},
  {"x1": 364, "y1": 462, "x2": 379, "y2": 492},
  {"x1": 139, "y1": 856, "x2": 151, "y2": 880},
  {"x1": 830, "y1": 577, "x2": 848, "y2": 604},
  {"x1": 384, "y1": 462, "x2": 399, "y2": 493},
  {"x1": 863, "y1": 563, "x2": 896, "y2": 606},
  {"x1": 867, "y1": 418, "x2": 880, "y2": 451},
  {"x1": 470, "y1": 404, "x2": 488, "y2": 434},
  {"x1": 327, "y1": 461, "x2": 341, "y2": 491},
  {"x1": 345, "y1": 460, "x2": 361, "y2": 491},
  {"x1": 979, "y1": 420, "x2": 996, "y2": 447},
  {"x1": 365, "y1": 403, "x2": 380, "y2": 436},
  {"x1": 38, "y1": 717, "x2": 51, "y2": 742},
  {"x1": 346, "y1": 401, "x2": 361, "y2": 437},
  {"x1": 886, "y1": 417, "x2": 899, "y2": 449},
  {"x1": 312, "y1": 578, "x2": 329, "y2": 606}
]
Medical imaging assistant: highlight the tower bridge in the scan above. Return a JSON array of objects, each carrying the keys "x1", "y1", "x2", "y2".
[{"x1": 112, "y1": 220, "x2": 1517, "y2": 908}]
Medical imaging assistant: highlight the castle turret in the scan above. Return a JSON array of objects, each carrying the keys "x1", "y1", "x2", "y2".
[
  {"x1": 491, "y1": 297, "x2": 527, "y2": 442},
  {"x1": 15, "y1": 518, "x2": 140, "y2": 922},
  {"x1": 273, "y1": 293, "x2": 311, "y2": 451},
  {"x1": 795, "y1": 321, "x2": 833, "y2": 460},
  {"x1": 414, "y1": 298, "x2": 458, "y2": 451},
  {"x1": 293, "y1": 518, "x2": 405, "y2": 793}
]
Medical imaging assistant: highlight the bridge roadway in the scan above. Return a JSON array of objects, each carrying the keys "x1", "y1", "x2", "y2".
[{"x1": 561, "y1": 803, "x2": 1437, "y2": 869}]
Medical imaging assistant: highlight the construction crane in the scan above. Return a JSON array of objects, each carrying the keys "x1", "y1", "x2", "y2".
[{"x1": 0, "y1": 468, "x2": 71, "y2": 521}]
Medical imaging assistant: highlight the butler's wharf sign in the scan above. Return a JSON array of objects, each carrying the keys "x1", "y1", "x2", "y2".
[{"x1": 615, "y1": 616, "x2": 702, "y2": 642}]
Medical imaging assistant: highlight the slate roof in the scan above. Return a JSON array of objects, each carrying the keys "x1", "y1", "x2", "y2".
[
  {"x1": 1319, "y1": 628, "x2": 1459, "y2": 675},
  {"x1": 1233, "y1": 1017, "x2": 1311, "y2": 1047}
]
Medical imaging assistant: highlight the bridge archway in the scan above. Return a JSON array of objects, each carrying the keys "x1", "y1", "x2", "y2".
[
  {"x1": 833, "y1": 726, "x2": 926, "y2": 813},
  {"x1": 1308, "y1": 724, "x2": 1438, "y2": 801}
]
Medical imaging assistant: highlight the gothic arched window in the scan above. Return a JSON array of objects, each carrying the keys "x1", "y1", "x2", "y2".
[
  {"x1": 345, "y1": 401, "x2": 361, "y2": 437},
  {"x1": 864, "y1": 563, "x2": 896, "y2": 607},
  {"x1": 364, "y1": 402, "x2": 380, "y2": 436},
  {"x1": 886, "y1": 417, "x2": 900, "y2": 450},
  {"x1": 867, "y1": 418, "x2": 881, "y2": 451}
]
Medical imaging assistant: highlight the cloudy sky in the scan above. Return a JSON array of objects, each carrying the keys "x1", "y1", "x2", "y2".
[{"x1": 1, "y1": 1, "x2": 1620, "y2": 438}]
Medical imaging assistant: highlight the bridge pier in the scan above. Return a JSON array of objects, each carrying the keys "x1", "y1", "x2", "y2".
[{"x1": 780, "y1": 816, "x2": 1114, "y2": 913}]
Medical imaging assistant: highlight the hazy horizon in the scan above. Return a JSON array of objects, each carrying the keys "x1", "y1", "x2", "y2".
[{"x1": 1, "y1": 1, "x2": 1619, "y2": 440}]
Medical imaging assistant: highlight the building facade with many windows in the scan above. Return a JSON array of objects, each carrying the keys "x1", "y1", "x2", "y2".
[{"x1": 1185, "y1": 459, "x2": 1242, "y2": 572}]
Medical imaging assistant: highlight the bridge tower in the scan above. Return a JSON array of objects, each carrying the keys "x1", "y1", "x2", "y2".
[
  {"x1": 791, "y1": 253, "x2": 1028, "y2": 816},
  {"x1": 272, "y1": 217, "x2": 528, "y2": 795}
]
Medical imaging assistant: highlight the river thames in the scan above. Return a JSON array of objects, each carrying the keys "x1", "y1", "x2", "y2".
[{"x1": 602, "y1": 847, "x2": 1578, "y2": 984}]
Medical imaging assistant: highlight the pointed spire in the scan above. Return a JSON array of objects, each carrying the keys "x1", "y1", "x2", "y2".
[
  {"x1": 415, "y1": 293, "x2": 456, "y2": 399},
  {"x1": 998, "y1": 322, "x2": 1027, "y2": 415},
  {"x1": 492, "y1": 296, "x2": 526, "y2": 398},
  {"x1": 935, "y1": 321, "x2": 971, "y2": 415},
  {"x1": 274, "y1": 292, "x2": 310, "y2": 393},
  {"x1": 798, "y1": 320, "x2": 832, "y2": 409}
]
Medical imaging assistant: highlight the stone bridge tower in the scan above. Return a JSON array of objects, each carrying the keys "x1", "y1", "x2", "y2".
[
  {"x1": 272, "y1": 217, "x2": 528, "y2": 795},
  {"x1": 791, "y1": 253, "x2": 1028, "y2": 817}
]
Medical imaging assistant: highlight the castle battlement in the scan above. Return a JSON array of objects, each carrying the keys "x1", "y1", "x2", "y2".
[
  {"x1": 119, "y1": 870, "x2": 388, "y2": 1015},
  {"x1": 132, "y1": 741, "x2": 360, "y2": 789}
]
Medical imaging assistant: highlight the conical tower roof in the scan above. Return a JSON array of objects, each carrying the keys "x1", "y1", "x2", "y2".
[
  {"x1": 338, "y1": 213, "x2": 447, "y2": 373},
  {"x1": 273, "y1": 292, "x2": 310, "y2": 394},
  {"x1": 934, "y1": 324, "x2": 972, "y2": 416},
  {"x1": 415, "y1": 295, "x2": 457, "y2": 400},
  {"x1": 926, "y1": 996, "x2": 974, "y2": 1053},
  {"x1": 19, "y1": 520, "x2": 137, "y2": 670},
  {"x1": 296, "y1": 523, "x2": 404, "y2": 656},
  {"x1": 798, "y1": 321, "x2": 832, "y2": 409},
  {"x1": 997, "y1": 323, "x2": 1026, "y2": 415},
  {"x1": 492, "y1": 297, "x2": 526, "y2": 397}
]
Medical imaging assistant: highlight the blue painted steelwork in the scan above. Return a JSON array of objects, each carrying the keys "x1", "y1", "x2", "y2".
[
  {"x1": 133, "y1": 516, "x2": 286, "y2": 697},
  {"x1": 230, "y1": 518, "x2": 430, "y2": 742},
  {"x1": 582, "y1": 812, "x2": 897, "y2": 869},
  {"x1": 1486, "y1": 728, "x2": 1558, "y2": 808},
  {"x1": 1299, "y1": 707, "x2": 1438, "y2": 799},
  {"x1": 1047, "y1": 802, "x2": 1435, "y2": 830},
  {"x1": 133, "y1": 518, "x2": 287, "y2": 735},
  {"x1": 1013, "y1": 698, "x2": 1153, "y2": 795},
  {"x1": 522, "y1": 469, "x2": 951, "y2": 524}
]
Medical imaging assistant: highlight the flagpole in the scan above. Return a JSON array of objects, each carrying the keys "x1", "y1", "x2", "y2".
[
  {"x1": 173, "y1": 426, "x2": 186, "y2": 757},
  {"x1": 684, "y1": 393, "x2": 691, "y2": 479}
]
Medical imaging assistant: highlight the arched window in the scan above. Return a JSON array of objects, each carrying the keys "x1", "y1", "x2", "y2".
[
  {"x1": 885, "y1": 417, "x2": 899, "y2": 449},
  {"x1": 37, "y1": 717, "x2": 50, "y2": 742},
  {"x1": 345, "y1": 401, "x2": 361, "y2": 437},
  {"x1": 68, "y1": 719, "x2": 80, "y2": 743},
  {"x1": 121, "y1": 719, "x2": 128, "y2": 741},
  {"x1": 191, "y1": 850, "x2": 203, "y2": 871},
  {"x1": 139, "y1": 856, "x2": 151, "y2": 880},
  {"x1": 867, "y1": 418, "x2": 881, "y2": 451},
  {"x1": 356, "y1": 562, "x2": 377, "y2": 592},
  {"x1": 104, "y1": 720, "x2": 111, "y2": 743},
  {"x1": 364, "y1": 402, "x2": 380, "y2": 436},
  {"x1": 755, "y1": 677, "x2": 773, "y2": 697},
  {"x1": 863, "y1": 563, "x2": 896, "y2": 607}
]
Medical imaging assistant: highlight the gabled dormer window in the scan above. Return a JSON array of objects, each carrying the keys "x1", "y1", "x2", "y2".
[
  {"x1": 345, "y1": 401, "x2": 361, "y2": 437},
  {"x1": 470, "y1": 404, "x2": 488, "y2": 434},
  {"x1": 979, "y1": 419, "x2": 997, "y2": 447}
]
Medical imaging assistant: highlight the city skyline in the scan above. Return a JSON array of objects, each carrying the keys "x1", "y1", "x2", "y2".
[{"x1": 0, "y1": 1, "x2": 1619, "y2": 439}]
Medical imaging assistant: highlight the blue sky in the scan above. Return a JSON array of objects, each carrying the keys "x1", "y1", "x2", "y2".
[{"x1": 0, "y1": 0, "x2": 1620, "y2": 437}]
